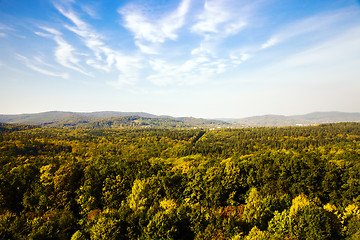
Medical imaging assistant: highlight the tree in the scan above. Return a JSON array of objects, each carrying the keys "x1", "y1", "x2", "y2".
[
  {"x1": 90, "y1": 209, "x2": 128, "y2": 240},
  {"x1": 127, "y1": 179, "x2": 149, "y2": 213},
  {"x1": 342, "y1": 204, "x2": 360, "y2": 239},
  {"x1": 245, "y1": 226, "x2": 270, "y2": 240},
  {"x1": 289, "y1": 194, "x2": 340, "y2": 240},
  {"x1": 243, "y1": 188, "x2": 272, "y2": 230}
]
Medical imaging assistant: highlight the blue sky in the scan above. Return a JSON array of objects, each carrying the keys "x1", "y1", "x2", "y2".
[{"x1": 1, "y1": 0, "x2": 360, "y2": 118}]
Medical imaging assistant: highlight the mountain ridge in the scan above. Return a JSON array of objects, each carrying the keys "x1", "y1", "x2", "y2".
[{"x1": 0, "y1": 111, "x2": 360, "y2": 128}]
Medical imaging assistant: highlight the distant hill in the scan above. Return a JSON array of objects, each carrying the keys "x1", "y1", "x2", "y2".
[
  {"x1": 291, "y1": 112, "x2": 360, "y2": 123},
  {"x1": 0, "y1": 111, "x2": 359, "y2": 128},
  {"x1": 229, "y1": 115, "x2": 311, "y2": 127},
  {"x1": 230, "y1": 111, "x2": 360, "y2": 126},
  {"x1": 0, "y1": 111, "x2": 229, "y2": 129},
  {"x1": 0, "y1": 111, "x2": 157, "y2": 125},
  {"x1": 0, "y1": 122, "x2": 37, "y2": 133}
]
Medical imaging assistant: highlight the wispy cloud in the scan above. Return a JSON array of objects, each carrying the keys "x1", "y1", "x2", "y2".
[
  {"x1": 191, "y1": 0, "x2": 250, "y2": 38},
  {"x1": 54, "y1": 3, "x2": 105, "y2": 59},
  {"x1": 136, "y1": 0, "x2": 260, "y2": 87},
  {"x1": 16, "y1": 54, "x2": 69, "y2": 79},
  {"x1": 135, "y1": 41, "x2": 158, "y2": 55},
  {"x1": 0, "y1": 23, "x2": 15, "y2": 38},
  {"x1": 147, "y1": 52, "x2": 243, "y2": 86},
  {"x1": 274, "y1": 26, "x2": 360, "y2": 69},
  {"x1": 0, "y1": 23, "x2": 14, "y2": 31},
  {"x1": 54, "y1": 36, "x2": 89, "y2": 75},
  {"x1": 110, "y1": 53, "x2": 143, "y2": 86},
  {"x1": 53, "y1": 0, "x2": 255, "y2": 87},
  {"x1": 185, "y1": 0, "x2": 256, "y2": 79},
  {"x1": 261, "y1": 8, "x2": 352, "y2": 49},
  {"x1": 119, "y1": 0, "x2": 191, "y2": 44},
  {"x1": 80, "y1": 3, "x2": 100, "y2": 19},
  {"x1": 37, "y1": 26, "x2": 91, "y2": 76},
  {"x1": 38, "y1": 26, "x2": 61, "y2": 36},
  {"x1": 229, "y1": 52, "x2": 251, "y2": 64},
  {"x1": 148, "y1": 58, "x2": 202, "y2": 86},
  {"x1": 54, "y1": 3, "x2": 143, "y2": 85},
  {"x1": 191, "y1": 0, "x2": 230, "y2": 34}
]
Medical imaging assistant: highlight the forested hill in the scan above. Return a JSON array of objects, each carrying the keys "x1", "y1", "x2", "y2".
[
  {"x1": 1, "y1": 111, "x2": 360, "y2": 128},
  {"x1": 229, "y1": 111, "x2": 360, "y2": 126},
  {"x1": 0, "y1": 111, "x2": 156, "y2": 125},
  {"x1": 0, "y1": 122, "x2": 359, "y2": 239},
  {"x1": 0, "y1": 111, "x2": 229, "y2": 129}
]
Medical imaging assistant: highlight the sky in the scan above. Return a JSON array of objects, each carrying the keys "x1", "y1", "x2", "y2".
[{"x1": 1, "y1": 0, "x2": 360, "y2": 118}]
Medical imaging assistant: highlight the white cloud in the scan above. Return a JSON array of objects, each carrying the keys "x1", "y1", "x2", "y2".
[
  {"x1": 187, "y1": 0, "x2": 255, "y2": 71},
  {"x1": 229, "y1": 52, "x2": 251, "y2": 64},
  {"x1": 148, "y1": 58, "x2": 205, "y2": 86},
  {"x1": 119, "y1": 0, "x2": 191, "y2": 43},
  {"x1": 275, "y1": 26, "x2": 360, "y2": 69},
  {"x1": 34, "y1": 31, "x2": 50, "y2": 38},
  {"x1": 113, "y1": 54, "x2": 143, "y2": 86},
  {"x1": 80, "y1": 4, "x2": 100, "y2": 19},
  {"x1": 0, "y1": 23, "x2": 15, "y2": 38},
  {"x1": 261, "y1": 37, "x2": 279, "y2": 49},
  {"x1": 55, "y1": 4, "x2": 106, "y2": 60},
  {"x1": 135, "y1": 41, "x2": 158, "y2": 55},
  {"x1": 54, "y1": 3, "x2": 144, "y2": 85},
  {"x1": 55, "y1": 4, "x2": 88, "y2": 31},
  {"x1": 16, "y1": 54, "x2": 69, "y2": 79},
  {"x1": 39, "y1": 26, "x2": 61, "y2": 36},
  {"x1": 147, "y1": 52, "x2": 241, "y2": 86},
  {"x1": 240, "y1": 53, "x2": 251, "y2": 61},
  {"x1": 0, "y1": 24, "x2": 13, "y2": 31},
  {"x1": 37, "y1": 26, "x2": 91, "y2": 76},
  {"x1": 191, "y1": 42, "x2": 215, "y2": 56},
  {"x1": 49, "y1": 0, "x2": 256, "y2": 88},
  {"x1": 54, "y1": 36, "x2": 91, "y2": 76},
  {"x1": 191, "y1": 0, "x2": 248, "y2": 37},
  {"x1": 0, "y1": 23, "x2": 14, "y2": 36},
  {"x1": 191, "y1": 0, "x2": 230, "y2": 34},
  {"x1": 261, "y1": 8, "x2": 353, "y2": 49},
  {"x1": 224, "y1": 21, "x2": 247, "y2": 36}
]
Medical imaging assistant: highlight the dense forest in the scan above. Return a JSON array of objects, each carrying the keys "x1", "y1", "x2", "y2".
[
  {"x1": 0, "y1": 122, "x2": 359, "y2": 239},
  {"x1": 0, "y1": 112, "x2": 230, "y2": 129}
]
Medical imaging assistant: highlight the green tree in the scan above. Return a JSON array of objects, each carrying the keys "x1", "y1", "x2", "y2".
[
  {"x1": 243, "y1": 188, "x2": 272, "y2": 230},
  {"x1": 245, "y1": 226, "x2": 270, "y2": 240},
  {"x1": 90, "y1": 209, "x2": 128, "y2": 240},
  {"x1": 342, "y1": 204, "x2": 360, "y2": 239},
  {"x1": 289, "y1": 194, "x2": 340, "y2": 240}
]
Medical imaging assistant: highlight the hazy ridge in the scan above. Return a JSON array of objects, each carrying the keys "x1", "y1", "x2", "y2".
[{"x1": 0, "y1": 111, "x2": 360, "y2": 128}]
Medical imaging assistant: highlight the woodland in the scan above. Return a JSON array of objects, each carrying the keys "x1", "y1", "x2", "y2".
[{"x1": 0, "y1": 122, "x2": 359, "y2": 239}]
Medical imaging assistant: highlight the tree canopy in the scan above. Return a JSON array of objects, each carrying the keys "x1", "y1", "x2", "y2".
[{"x1": 0, "y1": 122, "x2": 359, "y2": 239}]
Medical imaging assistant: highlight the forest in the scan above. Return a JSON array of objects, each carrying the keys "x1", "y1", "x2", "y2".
[{"x1": 0, "y1": 122, "x2": 359, "y2": 239}]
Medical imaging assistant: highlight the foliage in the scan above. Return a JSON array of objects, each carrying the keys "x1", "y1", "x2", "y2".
[{"x1": 0, "y1": 122, "x2": 359, "y2": 239}]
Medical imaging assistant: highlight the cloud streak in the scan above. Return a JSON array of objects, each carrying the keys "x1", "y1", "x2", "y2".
[
  {"x1": 4, "y1": 0, "x2": 359, "y2": 93},
  {"x1": 0, "y1": 23, "x2": 15, "y2": 38},
  {"x1": 54, "y1": 3, "x2": 143, "y2": 85},
  {"x1": 37, "y1": 26, "x2": 91, "y2": 76},
  {"x1": 275, "y1": 26, "x2": 360, "y2": 69},
  {"x1": 80, "y1": 3, "x2": 100, "y2": 19},
  {"x1": 147, "y1": 51, "x2": 245, "y2": 87},
  {"x1": 119, "y1": 0, "x2": 191, "y2": 44},
  {"x1": 261, "y1": 8, "x2": 352, "y2": 49},
  {"x1": 191, "y1": 0, "x2": 250, "y2": 38},
  {"x1": 16, "y1": 54, "x2": 69, "y2": 79}
]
